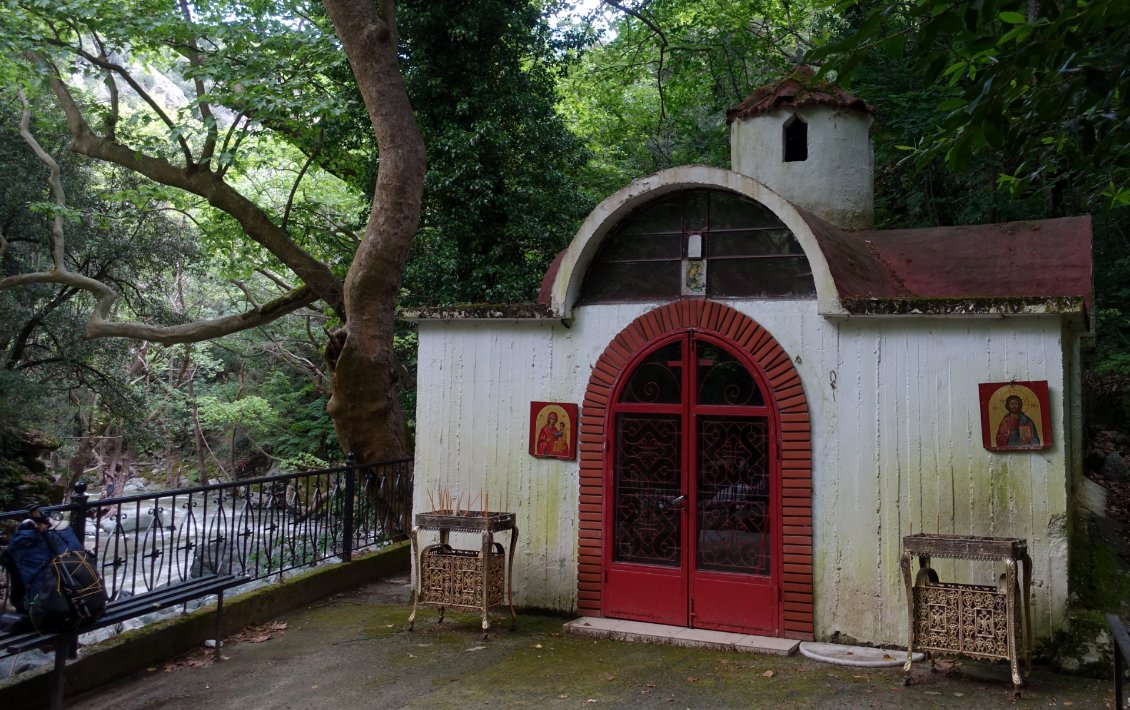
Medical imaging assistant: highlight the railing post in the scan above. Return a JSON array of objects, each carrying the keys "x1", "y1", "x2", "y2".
[
  {"x1": 1109, "y1": 613, "x2": 1130, "y2": 710},
  {"x1": 70, "y1": 480, "x2": 89, "y2": 545},
  {"x1": 1118, "y1": 643, "x2": 1125, "y2": 710},
  {"x1": 342, "y1": 453, "x2": 356, "y2": 562}
]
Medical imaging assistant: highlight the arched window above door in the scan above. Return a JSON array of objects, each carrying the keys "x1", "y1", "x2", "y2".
[{"x1": 578, "y1": 188, "x2": 816, "y2": 304}]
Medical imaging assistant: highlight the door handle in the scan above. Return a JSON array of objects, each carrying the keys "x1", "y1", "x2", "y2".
[{"x1": 656, "y1": 495, "x2": 686, "y2": 512}]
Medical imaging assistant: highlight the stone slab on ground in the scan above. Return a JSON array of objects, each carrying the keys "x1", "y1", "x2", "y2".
[
  {"x1": 799, "y1": 641, "x2": 924, "y2": 667},
  {"x1": 565, "y1": 616, "x2": 799, "y2": 656}
]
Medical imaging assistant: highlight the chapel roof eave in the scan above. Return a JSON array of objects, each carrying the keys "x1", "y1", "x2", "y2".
[
  {"x1": 833, "y1": 296, "x2": 1088, "y2": 327},
  {"x1": 398, "y1": 302, "x2": 560, "y2": 322}
]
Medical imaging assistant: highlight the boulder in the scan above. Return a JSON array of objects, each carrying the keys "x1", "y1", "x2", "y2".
[{"x1": 1102, "y1": 452, "x2": 1130, "y2": 481}]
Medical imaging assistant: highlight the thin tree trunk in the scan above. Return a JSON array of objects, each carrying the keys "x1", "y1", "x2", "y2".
[{"x1": 185, "y1": 348, "x2": 209, "y2": 485}]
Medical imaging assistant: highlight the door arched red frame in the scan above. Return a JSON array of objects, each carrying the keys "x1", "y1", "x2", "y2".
[{"x1": 576, "y1": 300, "x2": 814, "y2": 640}]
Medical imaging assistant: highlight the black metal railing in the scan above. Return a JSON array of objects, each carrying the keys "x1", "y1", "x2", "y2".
[
  {"x1": 1110, "y1": 613, "x2": 1130, "y2": 710},
  {"x1": 1, "y1": 455, "x2": 412, "y2": 609}
]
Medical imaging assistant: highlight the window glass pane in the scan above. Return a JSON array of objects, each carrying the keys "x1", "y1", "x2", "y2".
[
  {"x1": 709, "y1": 192, "x2": 784, "y2": 230},
  {"x1": 616, "y1": 195, "x2": 683, "y2": 235},
  {"x1": 598, "y1": 233, "x2": 682, "y2": 262},
  {"x1": 708, "y1": 229, "x2": 805, "y2": 258},
  {"x1": 707, "y1": 256, "x2": 815, "y2": 298},
  {"x1": 620, "y1": 341, "x2": 683, "y2": 404},
  {"x1": 579, "y1": 260, "x2": 680, "y2": 303},
  {"x1": 683, "y1": 190, "x2": 709, "y2": 232}
]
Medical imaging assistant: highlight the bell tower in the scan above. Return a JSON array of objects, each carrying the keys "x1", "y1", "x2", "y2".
[{"x1": 727, "y1": 67, "x2": 875, "y2": 230}]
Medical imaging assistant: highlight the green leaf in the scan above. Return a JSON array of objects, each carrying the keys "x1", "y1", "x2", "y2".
[{"x1": 998, "y1": 11, "x2": 1026, "y2": 24}]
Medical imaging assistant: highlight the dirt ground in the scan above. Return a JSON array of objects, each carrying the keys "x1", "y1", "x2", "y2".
[{"x1": 69, "y1": 575, "x2": 1112, "y2": 710}]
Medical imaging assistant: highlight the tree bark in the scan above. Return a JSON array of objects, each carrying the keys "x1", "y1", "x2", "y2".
[{"x1": 321, "y1": 0, "x2": 426, "y2": 464}]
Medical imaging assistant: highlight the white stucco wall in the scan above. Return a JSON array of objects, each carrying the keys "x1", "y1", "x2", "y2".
[{"x1": 413, "y1": 301, "x2": 1073, "y2": 645}]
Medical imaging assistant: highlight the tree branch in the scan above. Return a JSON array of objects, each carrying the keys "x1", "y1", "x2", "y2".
[
  {"x1": 91, "y1": 34, "x2": 121, "y2": 141},
  {"x1": 255, "y1": 268, "x2": 294, "y2": 291},
  {"x1": 86, "y1": 285, "x2": 321, "y2": 345},
  {"x1": 232, "y1": 280, "x2": 260, "y2": 309},
  {"x1": 283, "y1": 145, "x2": 319, "y2": 232},
  {"x1": 177, "y1": 0, "x2": 219, "y2": 163},
  {"x1": 216, "y1": 112, "x2": 247, "y2": 178},
  {"x1": 31, "y1": 56, "x2": 345, "y2": 315},
  {"x1": 5, "y1": 92, "x2": 327, "y2": 347},
  {"x1": 41, "y1": 43, "x2": 195, "y2": 164},
  {"x1": 17, "y1": 90, "x2": 67, "y2": 271}
]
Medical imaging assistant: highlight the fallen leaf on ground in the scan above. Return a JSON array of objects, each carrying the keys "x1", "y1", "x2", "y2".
[
  {"x1": 762, "y1": 670, "x2": 775, "y2": 678},
  {"x1": 686, "y1": 676, "x2": 699, "y2": 683},
  {"x1": 605, "y1": 674, "x2": 615, "y2": 681}
]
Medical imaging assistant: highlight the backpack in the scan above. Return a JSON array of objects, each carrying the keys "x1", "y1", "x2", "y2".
[{"x1": 9, "y1": 521, "x2": 108, "y2": 632}]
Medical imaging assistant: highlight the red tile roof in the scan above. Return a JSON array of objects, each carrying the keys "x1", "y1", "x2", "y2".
[
  {"x1": 808, "y1": 212, "x2": 1093, "y2": 313},
  {"x1": 726, "y1": 66, "x2": 875, "y2": 123}
]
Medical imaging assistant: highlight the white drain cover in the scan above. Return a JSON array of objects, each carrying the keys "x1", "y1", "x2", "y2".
[{"x1": 799, "y1": 642, "x2": 924, "y2": 668}]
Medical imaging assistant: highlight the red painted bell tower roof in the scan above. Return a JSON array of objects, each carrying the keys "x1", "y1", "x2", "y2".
[{"x1": 726, "y1": 66, "x2": 875, "y2": 123}]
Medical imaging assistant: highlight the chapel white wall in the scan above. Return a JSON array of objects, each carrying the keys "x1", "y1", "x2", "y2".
[{"x1": 413, "y1": 304, "x2": 1071, "y2": 644}]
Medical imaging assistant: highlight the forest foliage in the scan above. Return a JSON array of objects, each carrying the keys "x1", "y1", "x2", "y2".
[{"x1": 0, "y1": 0, "x2": 1126, "y2": 504}]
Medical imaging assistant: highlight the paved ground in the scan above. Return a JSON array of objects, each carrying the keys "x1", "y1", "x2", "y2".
[{"x1": 71, "y1": 575, "x2": 1111, "y2": 709}]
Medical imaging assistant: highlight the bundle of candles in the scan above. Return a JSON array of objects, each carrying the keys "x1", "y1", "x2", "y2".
[{"x1": 427, "y1": 485, "x2": 493, "y2": 517}]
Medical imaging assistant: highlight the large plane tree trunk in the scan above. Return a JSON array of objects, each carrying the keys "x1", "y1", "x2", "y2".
[{"x1": 322, "y1": 0, "x2": 425, "y2": 502}]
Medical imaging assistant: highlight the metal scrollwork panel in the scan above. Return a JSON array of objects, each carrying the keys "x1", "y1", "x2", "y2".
[
  {"x1": 613, "y1": 413, "x2": 682, "y2": 566},
  {"x1": 696, "y1": 342, "x2": 764, "y2": 407},
  {"x1": 913, "y1": 583, "x2": 1009, "y2": 660},
  {"x1": 619, "y1": 341, "x2": 683, "y2": 404},
  {"x1": 695, "y1": 416, "x2": 770, "y2": 575}
]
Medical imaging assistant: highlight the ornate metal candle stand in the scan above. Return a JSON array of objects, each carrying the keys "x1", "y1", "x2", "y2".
[
  {"x1": 408, "y1": 511, "x2": 518, "y2": 639},
  {"x1": 901, "y1": 534, "x2": 1032, "y2": 696}
]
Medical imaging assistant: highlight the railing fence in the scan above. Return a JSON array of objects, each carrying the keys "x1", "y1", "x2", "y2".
[{"x1": 1, "y1": 455, "x2": 412, "y2": 610}]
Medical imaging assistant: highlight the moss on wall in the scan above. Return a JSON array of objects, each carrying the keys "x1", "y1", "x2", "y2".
[{"x1": 1039, "y1": 510, "x2": 1130, "y2": 675}]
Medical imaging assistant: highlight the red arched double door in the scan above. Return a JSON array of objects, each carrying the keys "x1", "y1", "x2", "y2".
[{"x1": 602, "y1": 330, "x2": 781, "y2": 635}]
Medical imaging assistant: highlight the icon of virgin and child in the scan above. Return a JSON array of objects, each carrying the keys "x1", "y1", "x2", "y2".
[{"x1": 536, "y1": 411, "x2": 570, "y2": 457}]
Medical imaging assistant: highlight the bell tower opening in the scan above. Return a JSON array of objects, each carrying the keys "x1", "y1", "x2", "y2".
[{"x1": 783, "y1": 114, "x2": 808, "y2": 162}]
